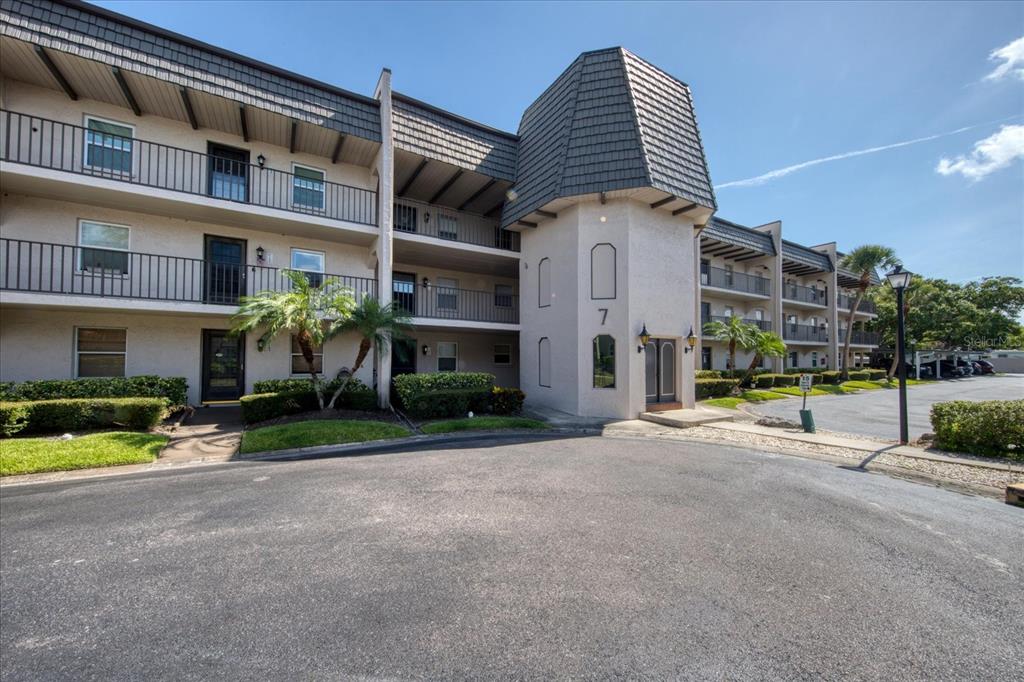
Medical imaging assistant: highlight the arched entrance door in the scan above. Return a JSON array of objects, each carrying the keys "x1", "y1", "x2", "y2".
[{"x1": 645, "y1": 338, "x2": 678, "y2": 409}]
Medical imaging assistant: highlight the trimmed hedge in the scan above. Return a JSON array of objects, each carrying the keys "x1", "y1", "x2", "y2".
[
  {"x1": 864, "y1": 369, "x2": 887, "y2": 380},
  {"x1": 847, "y1": 370, "x2": 870, "y2": 381},
  {"x1": 753, "y1": 374, "x2": 777, "y2": 389},
  {"x1": 696, "y1": 378, "x2": 739, "y2": 400},
  {"x1": 0, "y1": 376, "x2": 187, "y2": 408},
  {"x1": 771, "y1": 374, "x2": 796, "y2": 387},
  {"x1": 393, "y1": 372, "x2": 495, "y2": 409},
  {"x1": 404, "y1": 388, "x2": 492, "y2": 419},
  {"x1": 0, "y1": 397, "x2": 168, "y2": 436},
  {"x1": 252, "y1": 377, "x2": 368, "y2": 394},
  {"x1": 931, "y1": 400, "x2": 1024, "y2": 458},
  {"x1": 821, "y1": 371, "x2": 842, "y2": 385},
  {"x1": 783, "y1": 368, "x2": 826, "y2": 375},
  {"x1": 695, "y1": 370, "x2": 722, "y2": 379},
  {"x1": 240, "y1": 389, "x2": 377, "y2": 425},
  {"x1": 491, "y1": 387, "x2": 526, "y2": 415}
]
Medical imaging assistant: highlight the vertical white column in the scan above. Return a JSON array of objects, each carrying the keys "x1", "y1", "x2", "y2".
[
  {"x1": 763, "y1": 222, "x2": 785, "y2": 373},
  {"x1": 821, "y1": 243, "x2": 840, "y2": 370},
  {"x1": 374, "y1": 68, "x2": 395, "y2": 409},
  {"x1": 693, "y1": 226, "x2": 703, "y2": 372}
]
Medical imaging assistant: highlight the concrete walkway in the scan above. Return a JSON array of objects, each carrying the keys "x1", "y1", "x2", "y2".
[{"x1": 159, "y1": 405, "x2": 243, "y2": 463}]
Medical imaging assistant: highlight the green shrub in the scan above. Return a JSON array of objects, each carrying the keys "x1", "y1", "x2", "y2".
[
  {"x1": 239, "y1": 389, "x2": 377, "y2": 424},
  {"x1": 847, "y1": 370, "x2": 870, "y2": 381},
  {"x1": 783, "y1": 368, "x2": 825, "y2": 375},
  {"x1": 821, "y1": 371, "x2": 842, "y2": 385},
  {"x1": 393, "y1": 372, "x2": 494, "y2": 408},
  {"x1": 0, "y1": 398, "x2": 168, "y2": 435},
  {"x1": 864, "y1": 369, "x2": 887, "y2": 380},
  {"x1": 251, "y1": 377, "x2": 368, "y2": 394},
  {"x1": 0, "y1": 376, "x2": 187, "y2": 407},
  {"x1": 491, "y1": 387, "x2": 526, "y2": 415},
  {"x1": 931, "y1": 400, "x2": 1024, "y2": 458},
  {"x1": 404, "y1": 388, "x2": 492, "y2": 419},
  {"x1": 771, "y1": 374, "x2": 796, "y2": 387},
  {"x1": 695, "y1": 378, "x2": 739, "y2": 400},
  {"x1": 695, "y1": 370, "x2": 722, "y2": 379}
]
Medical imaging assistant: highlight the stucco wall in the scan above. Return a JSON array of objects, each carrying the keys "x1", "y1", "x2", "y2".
[{"x1": 401, "y1": 330, "x2": 519, "y2": 387}]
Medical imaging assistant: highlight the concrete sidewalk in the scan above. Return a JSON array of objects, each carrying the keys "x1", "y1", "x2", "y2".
[{"x1": 159, "y1": 405, "x2": 243, "y2": 463}]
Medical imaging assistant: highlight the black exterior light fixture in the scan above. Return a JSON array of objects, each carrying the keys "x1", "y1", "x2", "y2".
[
  {"x1": 637, "y1": 323, "x2": 650, "y2": 353},
  {"x1": 422, "y1": 277, "x2": 430, "y2": 289},
  {"x1": 421, "y1": 344, "x2": 430, "y2": 356},
  {"x1": 255, "y1": 245, "x2": 266, "y2": 264},
  {"x1": 256, "y1": 153, "x2": 266, "y2": 168},
  {"x1": 684, "y1": 326, "x2": 698, "y2": 353},
  {"x1": 885, "y1": 264, "x2": 913, "y2": 444}
]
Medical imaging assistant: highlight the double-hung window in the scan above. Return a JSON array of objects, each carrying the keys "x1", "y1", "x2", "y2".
[
  {"x1": 438, "y1": 213, "x2": 458, "y2": 241},
  {"x1": 437, "y1": 342, "x2": 458, "y2": 372},
  {"x1": 593, "y1": 335, "x2": 616, "y2": 388},
  {"x1": 292, "y1": 165, "x2": 326, "y2": 210},
  {"x1": 291, "y1": 334, "x2": 323, "y2": 375},
  {"x1": 437, "y1": 277, "x2": 458, "y2": 312},
  {"x1": 79, "y1": 220, "x2": 130, "y2": 274},
  {"x1": 493, "y1": 344, "x2": 512, "y2": 366},
  {"x1": 76, "y1": 327, "x2": 126, "y2": 377},
  {"x1": 494, "y1": 284, "x2": 513, "y2": 308},
  {"x1": 85, "y1": 116, "x2": 133, "y2": 174},
  {"x1": 291, "y1": 248, "x2": 325, "y2": 287}
]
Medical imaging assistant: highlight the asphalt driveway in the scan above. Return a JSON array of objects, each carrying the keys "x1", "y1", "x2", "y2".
[
  {"x1": 2, "y1": 436, "x2": 1021, "y2": 679},
  {"x1": 747, "y1": 374, "x2": 1023, "y2": 440}
]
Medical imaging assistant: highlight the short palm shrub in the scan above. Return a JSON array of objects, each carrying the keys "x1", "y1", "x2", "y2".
[{"x1": 931, "y1": 400, "x2": 1024, "y2": 458}]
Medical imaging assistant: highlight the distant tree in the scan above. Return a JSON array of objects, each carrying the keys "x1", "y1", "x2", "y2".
[{"x1": 838, "y1": 245, "x2": 899, "y2": 379}]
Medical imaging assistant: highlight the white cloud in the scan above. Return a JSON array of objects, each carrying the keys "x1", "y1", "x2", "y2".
[
  {"x1": 984, "y1": 36, "x2": 1024, "y2": 82},
  {"x1": 935, "y1": 124, "x2": 1024, "y2": 181}
]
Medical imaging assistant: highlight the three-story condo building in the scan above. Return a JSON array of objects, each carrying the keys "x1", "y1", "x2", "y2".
[{"x1": 0, "y1": 0, "x2": 876, "y2": 419}]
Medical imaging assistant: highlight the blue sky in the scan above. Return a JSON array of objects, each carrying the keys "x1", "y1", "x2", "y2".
[{"x1": 95, "y1": 1, "x2": 1023, "y2": 283}]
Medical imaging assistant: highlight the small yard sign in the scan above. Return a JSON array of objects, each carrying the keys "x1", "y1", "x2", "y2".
[
  {"x1": 799, "y1": 374, "x2": 813, "y2": 393},
  {"x1": 798, "y1": 374, "x2": 815, "y2": 433}
]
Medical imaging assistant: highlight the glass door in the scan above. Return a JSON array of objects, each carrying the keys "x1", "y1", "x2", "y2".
[
  {"x1": 393, "y1": 272, "x2": 416, "y2": 316},
  {"x1": 208, "y1": 143, "x2": 249, "y2": 202},
  {"x1": 201, "y1": 330, "x2": 244, "y2": 401},
  {"x1": 204, "y1": 235, "x2": 246, "y2": 304}
]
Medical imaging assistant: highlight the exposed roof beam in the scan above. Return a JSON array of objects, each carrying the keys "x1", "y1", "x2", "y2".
[
  {"x1": 599, "y1": 192, "x2": 607, "y2": 205},
  {"x1": 716, "y1": 247, "x2": 751, "y2": 260},
  {"x1": 458, "y1": 179, "x2": 497, "y2": 211},
  {"x1": 34, "y1": 45, "x2": 77, "y2": 101},
  {"x1": 428, "y1": 169, "x2": 463, "y2": 204},
  {"x1": 703, "y1": 244, "x2": 737, "y2": 256},
  {"x1": 289, "y1": 120, "x2": 299, "y2": 154},
  {"x1": 484, "y1": 201, "x2": 505, "y2": 218},
  {"x1": 672, "y1": 202, "x2": 698, "y2": 216},
  {"x1": 239, "y1": 105, "x2": 250, "y2": 142},
  {"x1": 650, "y1": 196, "x2": 676, "y2": 209},
  {"x1": 734, "y1": 252, "x2": 769, "y2": 262},
  {"x1": 517, "y1": 220, "x2": 538, "y2": 228},
  {"x1": 535, "y1": 209, "x2": 558, "y2": 220},
  {"x1": 179, "y1": 87, "x2": 199, "y2": 129},
  {"x1": 330, "y1": 133, "x2": 345, "y2": 164},
  {"x1": 111, "y1": 67, "x2": 141, "y2": 116},
  {"x1": 397, "y1": 158, "x2": 429, "y2": 197}
]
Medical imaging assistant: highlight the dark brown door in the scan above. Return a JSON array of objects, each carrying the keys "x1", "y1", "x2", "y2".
[{"x1": 202, "y1": 329, "x2": 244, "y2": 401}]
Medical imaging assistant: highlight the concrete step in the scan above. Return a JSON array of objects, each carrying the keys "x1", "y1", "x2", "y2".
[{"x1": 639, "y1": 407, "x2": 735, "y2": 429}]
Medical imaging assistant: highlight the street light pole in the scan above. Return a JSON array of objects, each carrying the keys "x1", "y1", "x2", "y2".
[{"x1": 895, "y1": 284, "x2": 909, "y2": 444}]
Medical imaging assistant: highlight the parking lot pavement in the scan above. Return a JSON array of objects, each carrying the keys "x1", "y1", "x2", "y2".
[
  {"x1": 746, "y1": 374, "x2": 1023, "y2": 440},
  {"x1": 2, "y1": 435, "x2": 1021, "y2": 679}
]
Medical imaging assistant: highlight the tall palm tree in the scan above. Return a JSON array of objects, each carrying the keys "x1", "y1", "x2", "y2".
[
  {"x1": 327, "y1": 296, "x2": 413, "y2": 408},
  {"x1": 740, "y1": 330, "x2": 787, "y2": 386},
  {"x1": 838, "y1": 245, "x2": 899, "y2": 380},
  {"x1": 703, "y1": 316, "x2": 758, "y2": 377},
  {"x1": 231, "y1": 270, "x2": 356, "y2": 409}
]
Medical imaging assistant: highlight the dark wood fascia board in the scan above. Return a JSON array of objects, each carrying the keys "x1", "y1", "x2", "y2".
[
  {"x1": 179, "y1": 87, "x2": 199, "y2": 129},
  {"x1": 535, "y1": 209, "x2": 557, "y2": 219},
  {"x1": 517, "y1": 220, "x2": 538, "y2": 228},
  {"x1": 330, "y1": 133, "x2": 345, "y2": 164},
  {"x1": 239, "y1": 105, "x2": 250, "y2": 142},
  {"x1": 650, "y1": 195, "x2": 676, "y2": 209},
  {"x1": 289, "y1": 120, "x2": 299, "y2": 154},
  {"x1": 111, "y1": 66, "x2": 141, "y2": 116},
  {"x1": 34, "y1": 45, "x2": 77, "y2": 100},
  {"x1": 672, "y1": 202, "x2": 698, "y2": 216}
]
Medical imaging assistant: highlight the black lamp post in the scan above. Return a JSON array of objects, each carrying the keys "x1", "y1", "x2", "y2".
[{"x1": 886, "y1": 265, "x2": 913, "y2": 443}]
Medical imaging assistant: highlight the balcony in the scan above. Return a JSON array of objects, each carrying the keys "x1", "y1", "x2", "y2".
[
  {"x1": 782, "y1": 282, "x2": 828, "y2": 307},
  {"x1": 700, "y1": 265, "x2": 771, "y2": 297},
  {"x1": 393, "y1": 283, "x2": 518, "y2": 325},
  {"x1": 0, "y1": 238, "x2": 376, "y2": 308},
  {"x1": 782, "y1": 322, "x2": 829, "y2": 344},
  {"x1": 840, "y1": 328, "x2": 881, "y2": 345},
  {"x1": 393, "y1": 198, "x2": 519, "y2": 252},
  {"x1": 701, "y1": 314, "x2": 771, "y2": 332},
  {"x1": 837, "y1": 293, "x2": 877, "y2": 314},
  {"x1": 0, "y1": 110, "x2": 377, "y2": 227}
]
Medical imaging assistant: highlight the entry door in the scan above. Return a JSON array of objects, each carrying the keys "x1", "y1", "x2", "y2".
[
  {"x1": 392, "y1": 338, "x2": 417, "y2": 376},
  {"x1": 645, "y1": 338, "x2": 677, "y2": 404},
  {"x1": 202, "y1": 330, "x2": 244, "y2": 401},
  {"x1": 393, "y1": 272, "x2": 416, "y2": 316},
  {"x1": 204, "y1": 235, "x2": 246, "y2": 304},
  {"x1": 208, "y1": 143, "x2": 249, "y2": 202}
]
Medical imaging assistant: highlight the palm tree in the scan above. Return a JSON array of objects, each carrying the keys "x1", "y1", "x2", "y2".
[
  {"x1": 838, "y1": 245, "x2": 900, "y2": 380},
  {"x1": 739, "y1": 330, "x2": 787, "y2": 386},
  {"x1": 231, "y1": 270, "x2": 356, "y2": 409},
  {"x1": 327, "y1": 296, "x2": 413, "y2": 408},
  {"x1": 703, "y1": 316, "x2": 758, "y2": 377}
]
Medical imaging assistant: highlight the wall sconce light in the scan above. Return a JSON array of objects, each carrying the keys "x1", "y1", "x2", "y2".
[
  {"x1": 637, "y1": 323, "x2": 650, "y2": 353},
  {"x1": 421, "y1": 344, "x2": 430, "y2": 356},
  {"x1": 256, "y1": 338, "x2": 266, "y2": 352},
  {"x1": 423, "y1": 212, "x2": 430, "y2": 224},
  {"x1": 422, "y1": 277, "x2": 430, "y2": 288},
  {"x1": 256, "y1": 154, "x2": 266, "y2": 168},
  {"x1": 684, "y1": 327, "x2": 698, "y2": 353},
  {"x1": 255, "y1": 245, "x2": 266, "y2": 264}
]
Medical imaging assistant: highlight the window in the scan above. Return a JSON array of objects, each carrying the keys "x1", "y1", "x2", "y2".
[
  {"x1": 437, "y1": 342, "x2": 457, "y2": 372},
  {"x1": 438, "y1": 213, "x2": 458, "y2": 240},
  {"x1": 724, "y1": 264, "x2": 734, "y2": 287},
  {"x1": 538, "y1": 257, "x2": 551, "y2": 308},
  {"x1": 493, "y1": 343, "x2": 512, "y2": 366},
  {"x1": 291, "y1": 335, "x2": 323, "y2": 375},
  {"x1": 76, "y1": 327, "x2": 126, "y2": 377},
  {"x1": 437, "y1": 277, "x2": 458, "y2": 311},
  {"x1": 724, "y1": 305, "x2": 735, "y2": 319},
  {"x1": 788, "y1": 351, "x2": 798, "y2": 369},
  {"x1": 85, "y1": 116, "x2": 133, "y2": 173},
  {"x1": 701, "y1": 302, "x2": 711, "y2": 327},
  {"x1": 811, "y1": 351, "x2": 818, "y2": 368},
  {"x1": 701, "y1": 346, "x2": 712, "y2": 371},
  {"x1": 593, "y1": 335, "x2": 615, "y2": 388},
  {"x1": 700, "y1": 259, "x2": 709, "y2": 285},
  {"x1": 292, "y1": 165, "x2": 325, "y2": 210},
  {"x1": 494, "y1": 284, "x2": 513, "y2": 308},
  {"x1": 78, "y1": 220, "x2": 130, "y2": 274},
  {"x1": 394, "y1": 203, "x2": 418, "y2": 232},
  {"x1": 291, "y1": 248, "x2": 325, "y2": 287},
  {"x1": 538, "y1": 337, "x2": 551, "y2": 387},
  {"x1": 590, "y1": 243, "x2": 616, "y2": 299}
]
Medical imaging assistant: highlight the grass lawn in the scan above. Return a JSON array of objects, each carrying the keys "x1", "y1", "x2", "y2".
[
  {"x1": 0, "y1": 432, "x2": 168, "y2": 476},
  {"x1": 420, "y1": 416, "x2": 549, "y2": 434},
  {"x1": 701, "y1": 397, "x2": 747, "y2": 409},
  {"x1": 815, "y1": 384, "x2": 860, "y2": 395},
  {"x1": 240, "y1": 420, "x2": 409, "y2": 454},
  {"x1": 770, "y1": 386, "x2": 830, "y2": 397},
  {"x1": 843, "y1": 380, "x2": 885, "y2": 390},
  {"x1": 739, "y1": 389, "x2": 789, "y2": 402}
]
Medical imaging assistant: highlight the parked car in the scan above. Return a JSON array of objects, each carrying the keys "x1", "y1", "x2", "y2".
[
  {"x1": 939, "y1": 360, "x2": 966, "y2": 378},
  {"x1": 956, "y1": 359, "x2": 975, "y2": 375},
  {"x1": 973, "y1": 360, "x2": 995, "y2": 375}
]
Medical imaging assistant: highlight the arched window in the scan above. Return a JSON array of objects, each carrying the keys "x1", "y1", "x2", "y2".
[
  {"x1": 538, "y1": 337, "x2": 551, "y2": 387},
  {"x1": 593, "y1": 335, "x2": 615, "y2": 388},
  {"x1": 590, "y1": 243, "x2": 616, "y2": 299},
  {"x1": 538, "y1": 257, "x2": 551, "y2": 308}
]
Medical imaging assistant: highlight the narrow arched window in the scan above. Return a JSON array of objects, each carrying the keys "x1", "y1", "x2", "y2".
[
  {"x1": 538, "y1": 257, "x2": 551, "y2": 308},
  {"x1": 538, "y1": 337, "x2": 551, "y2": 387},
  {"x1": 590, "y1": 243, "x2": 616, "y2": 299},
  {"x1": 593, "y1": 335, "x2": 615, "y2": 388}
]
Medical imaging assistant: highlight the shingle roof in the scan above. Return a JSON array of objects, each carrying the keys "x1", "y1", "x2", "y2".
[
  {"x1": 0, "y1": 0, "x2": 381, "y2": 141},
  {"x1": 782, "y1": 239, "x2": 833, "y2": 272},
  {"x1": 502, "y1": 47, "x2": 716, "y2": 227},
  {"x1": 704, "y1": 217, "x2": 775, "y2": 255},
  {"x1": 392, "y1": 93, "x2": 518, "y2": 181}
]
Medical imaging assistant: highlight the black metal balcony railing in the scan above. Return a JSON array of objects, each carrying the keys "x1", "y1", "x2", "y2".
[
  {"x1": 783, "y1": 323, "x2": 829, "y2": 343},
  {"x1": 0, "y1": 238, "x2": 376, "y2": 306},
  {"x1": 700, "y1": 265, "x2": 771, "y2": 296},
  {"x1": 840, "y1": 328, "x2": 881, "y2": 345},
  {"x1": 701, "y1": 314, "x2": 771, "y2": 332},
  {"x1": 837, "y1": 293, "x2": 878, "y2": 314},
  {"x1": 393, "y1": 199, "x2": 519, "y2": 252},
  {"x1": 782, "y1": 282, "x2": 828, "y2": 306},
  {"x1": 0, "y1": 110, "x2": 377, "y2": 226},
  {"x1": 393, "y1": 284, "x2": 518, "y2": 324}
]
